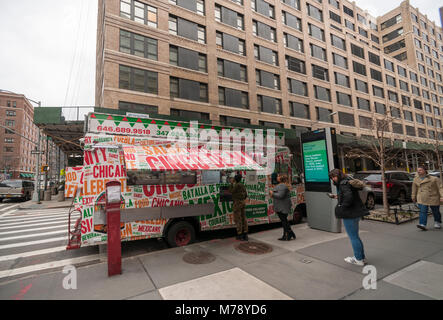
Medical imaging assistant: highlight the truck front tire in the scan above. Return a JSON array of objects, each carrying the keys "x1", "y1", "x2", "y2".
[{"x1": 166, "y1": 221, "x2": 196, "y2": 247}]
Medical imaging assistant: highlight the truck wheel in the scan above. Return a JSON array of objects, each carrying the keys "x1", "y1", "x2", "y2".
[{"x1": 166, "y1": 221, "x2": 196, "y2": 247}]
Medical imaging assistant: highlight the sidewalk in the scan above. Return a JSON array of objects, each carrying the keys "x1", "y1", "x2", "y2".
[
  {"x1": 0, "y1": 218, "x2": 442, "y2": 300},
  {"x1": 18, "y1": 198, "x2": 73, "y2": 210}
]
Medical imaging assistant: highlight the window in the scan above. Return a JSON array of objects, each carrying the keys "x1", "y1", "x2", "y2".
[
  {"x1": 253, "y1": 20, "x2": 277, "y2": 42},
  {"x1": 251, "y1": 0, "x2": 275, "y2": 19},
  {"x1": 316, "y1": 107, "x2": 333, "y2": 123},
  {"x1": 169, "y1": 16, "x2": 206, "y2": 44},
  {"x1": 329, "y1": 11, "x2": 341, "y2": 24},
  {"x1": 345, "y1": 20, "x2": 355, "y2": 31},
  {"x1": 388, "y1": 91, "x2": 398, "y2": 102},
  {"x1": 375, "y1": 102, "x2": 386, "y2": 114},
  {"x1": 357, "y1": 97, "x2": 370, "y2": 111},
  {"x1": 402, "y1": 95, "x2": 411, "y2": 106},
  {"x1": 406, "y1": 126, "x2": 416, "y2": 136},
  {"x1": 359, "y1": 116, "x2": 373, "y2": 129},
  {"x1": 394, "y1": 52, "x2": 407, "y2": 62},
  {"x1": 217, "y1": 59, "x2": 247, "y2": 81},
  {"x1": 290, "y1": 102, "x2": 310, "y2": 119},
  {"x1": 386, "y1": 75, "x2": 396, "y2": 87},
  {"x1": 412, "y1": 85, "x2": 420, "y2": 96},
  {"x1": 355, "y1": 79, "x2": 368, "y2": 93},
  {"x1": 256, "y1": 70, "x2": 280, "y2": 90},
  {"x1": 314, "y1": 85, "x2": 331, "y2": 102},
  {"x1": 336, "y1": 92, "x2": 352, "y2": 107},
  {"x1": 353, "y1": 61, "x2": 366, "y2": 76},
  {"x1": 343, "y1": 5, "x2": 353, "y2": 17},
  {"x1": 283, "y1": 33, "x2": 304, "y2": 52},
  {"x1": 404, "y1": 110, "x2": 413, "y2": 121},
  {"x1": 170, "y1": 77, "x2": 208, "y2": 102},
  {"x1": 307, "y1": 3, "x2": 323, "y2": 22},
  {"x1": 119, "y1": 65, "x2": 158, "y2": 94},
  {"x1": 4, "y1": 137, "x2": 14, "y2": 143},
  {"x1": 338, "y1": 112, "x2": 355, "y2": 126},
  {"x1": 120, "y1": 30, "x2": 157, "y2": 60},
  {"x1": 121, "y1": 1, "x2": 158, "y2": 28},
  {"x1": 413, "y1": 99, "x2": 422, "y2": 110},
  {"x1": 370, "y1": 68, "x2": 382, "y2": 82},
  {"x1": 308, "y1": 23, "x2": 325, "y2": 41},
  {"x1": 359, "y1": 27, "x2": 368, "y2": 38},
  {"x1": 410, "y1": 71, "x2": 418, "y2": 82},
  {"x1": 351, "y1": 44, "x2": 364, "y2": 59},
  {"x1": 331, "y1": 34, "x2": 345, "y2": 50},
  {"x1": 415, "y1": 113, "x2": 424, "y2": 124},
  {"x1": 372, "y1": 85, "x2": 384, "y2": 98},
  {"x1": 215, "y1": 5, "x2": 244, "y2": 30},
  {"x1": 335, "y1": 72, "x2": 349, "y2": 87},
  {"x1": 282, "y1": 11, "x2": 302, "y2": 31},
  {"x1": 384, "y1": 39, "x2": 405, "y2": 54},
  {"x1": 333, "y1": 53, "x2": 348, "y2": 69},
  {"x1": 380, "y1": 14, "x2": 402, "y2": 30},
  {"x1": 310, "y1": 44, "x2": 327, "y2": 61},
  {"x1": 312, "y1": 64, "x2": 329, "y2": 81},
  {"x1": 218, "y1": 87, "x2": 249, "y2": 109},
  {"x1": 5, "y1": 120, "x2": 15, "y2": 127},
  {"x1": 171, "y1": 108, "x2": 209, "y2": 121},
  {"x1": 258, "y1": 95, "x2": 282, "y2": 114},
  {"x1": 254, "y1": 45, "x2": 278, "y2": 66},
  {"x1": 384, "y1": 59, "x2": 394, "y2": 72},
  {"x1": 329, "y1": 0, "x2": 339, "y2": 9},
  {"x1": 397, "y1": 66, "x2": 407, "y2": 77},
  {"x1": 286, "y1": 55, "x2": 306, "y2": 74},
  {"x1": 220, "y1": 115, "x2": 251, "y2": 126},
  {"x1": 382, "y1": 28, "x2": 404, "y2": 43},
  {"x1": 282, "y1": 0, "x2": 300, "y2": 10},
  {"x1": 118, "y1": 101, "x2": 158, "y2": 114},
  {"x1": 5, "y1": 110, "x2": 16, "y2": 116},
  {"x1": 391, "y1": 107, "x2": 401, "y2": 119},
  {"x1": 399, "y1": 80, "x2": 409, "y2": 92},
  {"x1": 288, "y1": 78, "x2": 308, "y2": 96}
]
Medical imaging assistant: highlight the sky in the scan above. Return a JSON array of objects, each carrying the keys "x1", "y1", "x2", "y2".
[{"x1": 0, "y1": 0, "x2": 441, "y2": 120}]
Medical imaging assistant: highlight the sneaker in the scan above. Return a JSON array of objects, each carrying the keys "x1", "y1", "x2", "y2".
[
  {"x1": 344, "y1": 256, "x2": 365, "y2": 266},
  {"x1": 434, "y1": 222, "x2": 441, "y2": 229},
  {"x1": 417, "y1": 224, "x2": 427, "y2": 231}
]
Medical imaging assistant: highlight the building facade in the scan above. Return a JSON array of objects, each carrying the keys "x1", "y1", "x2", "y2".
[{"x1": 96, "y1": 0, "x2": 443, "y2": 154}]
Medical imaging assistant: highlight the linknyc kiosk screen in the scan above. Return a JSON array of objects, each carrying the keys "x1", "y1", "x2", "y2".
[{"x1": 301, "y1": 129, "x2": 335, "y2": 192}]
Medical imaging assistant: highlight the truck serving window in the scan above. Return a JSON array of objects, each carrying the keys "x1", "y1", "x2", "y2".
[{"x1": 127, "y1": 170, "x2": 196, "y2": 186}]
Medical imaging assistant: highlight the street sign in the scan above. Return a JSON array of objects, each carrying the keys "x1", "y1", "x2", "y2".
[{"x1": 31, "y1": 151, "x2": 44, "y2": 155}]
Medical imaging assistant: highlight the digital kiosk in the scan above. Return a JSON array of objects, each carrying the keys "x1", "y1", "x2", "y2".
[{"x1": 301, "y1": 128, "x2": 341, "y2": 233}]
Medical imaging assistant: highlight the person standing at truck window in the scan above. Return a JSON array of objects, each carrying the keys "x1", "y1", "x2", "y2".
[
  {"x1": 412, "y1": 166, "x2": 443, "y2": 231},
  {"x1": 329, "y1": 169, "x2": 369, "y2": 266},
  {"x1": 229, "y1": 173, "x2": 248, "y2": 241},
  {"x1": 270, "y1": 174, "x2": 296, "y2": 241}
]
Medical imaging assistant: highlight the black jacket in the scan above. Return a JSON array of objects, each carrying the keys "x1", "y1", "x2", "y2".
[{"x1": 335, "y1": 177, "x2": 369, "y2": 219}]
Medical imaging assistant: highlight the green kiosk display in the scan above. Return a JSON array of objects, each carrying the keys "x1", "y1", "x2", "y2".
[{"x1": 301, "y1": 128, "x2": 341, "y2": 233}]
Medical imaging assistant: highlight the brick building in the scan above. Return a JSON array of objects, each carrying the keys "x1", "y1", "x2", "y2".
[{"x1": 95, "y1": 0, "x2": 443, "y2": 170}]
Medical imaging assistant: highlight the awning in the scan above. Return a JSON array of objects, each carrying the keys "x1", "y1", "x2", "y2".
[
  {"x1": 123, "y1": 145, "x2": 263, "y2": 171},
  {"x1": 20, "y1": 173, "x2": 34, "y2": 178}
]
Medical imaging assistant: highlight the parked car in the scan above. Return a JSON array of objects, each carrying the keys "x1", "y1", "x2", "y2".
[
  {"x1": 0, "y1": 179, "x2": 34, "y2": 202},
  {"x1": 348, "y1": 174, "x2": 376, "y2": 210},
  {"x1": 353, "y1": 171, "x2": 413, "y2": 204}
]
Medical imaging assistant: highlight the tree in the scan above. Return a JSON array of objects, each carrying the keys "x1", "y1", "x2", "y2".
[{"x1": 343, "y1": 114, "x2": 404, "y2": 215}]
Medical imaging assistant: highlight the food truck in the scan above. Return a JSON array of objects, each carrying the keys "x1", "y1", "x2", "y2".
[{"x1": 67, "y1": 113, "x2": 305, "y2": 249}]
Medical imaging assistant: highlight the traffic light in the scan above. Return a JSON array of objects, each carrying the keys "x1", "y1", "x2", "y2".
[{"x1": 41, "y1": 165, "x2": 49, "y2": 173}]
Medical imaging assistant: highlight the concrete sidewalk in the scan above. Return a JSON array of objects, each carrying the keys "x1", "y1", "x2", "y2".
[
  {"x1": 18, "y1": 198, "x2": 74, "y2": 210},
  {"x1": 0, "y1": 219, "x2": 442, "y2": 300}
]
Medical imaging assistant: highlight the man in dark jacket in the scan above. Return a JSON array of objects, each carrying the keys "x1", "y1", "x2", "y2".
[
  {"x1": 229, "y1": 173, "x2": 248, "y2": 241},
  {"x1": 329, "y1": 169, "x2": 369, "y2": 266}
]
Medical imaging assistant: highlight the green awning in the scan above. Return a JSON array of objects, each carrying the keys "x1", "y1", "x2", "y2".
[{"x1": 20, "y1": 173, "x2": 34, "y2": 178}]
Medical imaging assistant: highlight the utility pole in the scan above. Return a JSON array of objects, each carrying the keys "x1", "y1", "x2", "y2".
[{"x1": 32, "y1": 101, "x2": 42, "y2": 203}]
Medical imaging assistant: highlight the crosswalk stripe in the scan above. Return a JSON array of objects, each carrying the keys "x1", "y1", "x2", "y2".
[
  {"x1": 0, "y1": 209, "x2": 17, "y2": 218},
  {"x1": 0, "y1": 255, "x2": 100, "y2": 279},
  {"x1": 0, "y1": 223, "x2": 75, "y2": 235},
  {"x1": 6, "y1": 210, "x2": 70, "y2": 217},
  {"x1": 0, "y1": 246, "x2": 69, "y2": 262},
  {"x1": 0, "y1": 216, "x2": 70, "y2": 226},
  {"x1": 0, "y1": 204, "x2": 20, "y2": 212},
  {"x1": 0, "y1": 229, "x2": 68, "y2": 241},
  {"x1": 0, "y1": 236, "x2": 68, "y2": 250},
  {"x1": 0, "y1": 212, "x2": 70, "y2": 221},
  {"x1": 0, "y1": 220, "x2": 75, "y2": 231}
]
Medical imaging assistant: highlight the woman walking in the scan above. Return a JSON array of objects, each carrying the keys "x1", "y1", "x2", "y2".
[
  {"x1": 270, "y1": 174, "x2": 296, "y2": 241},
  {"x1": 329, "y1": 169, "x2": 369, "y2": 266},
  {"x1": 412, "y1": 166, "x2": 443, "y2": 231}
]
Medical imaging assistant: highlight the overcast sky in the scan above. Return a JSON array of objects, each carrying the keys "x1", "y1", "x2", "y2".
[{"x1": 0, "y1": 0, "x2": 441, "y2": 120}]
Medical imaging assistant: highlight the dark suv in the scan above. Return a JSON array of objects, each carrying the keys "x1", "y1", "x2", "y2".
[{"x1": 353, "y1": 171, "x2": 413, "y2": 204}]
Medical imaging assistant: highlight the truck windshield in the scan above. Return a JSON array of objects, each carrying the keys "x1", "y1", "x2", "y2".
[{"x1": 0, "y1": 180, "x2": 22, "y2": 188}]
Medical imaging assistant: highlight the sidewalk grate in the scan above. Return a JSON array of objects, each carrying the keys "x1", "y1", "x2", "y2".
[
  {"x1": 235, "y1": 241, "x2": 273, "y2": 255},
  {"x1": 182, "y1": 251, "x2": 216, "y2": 265}
]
